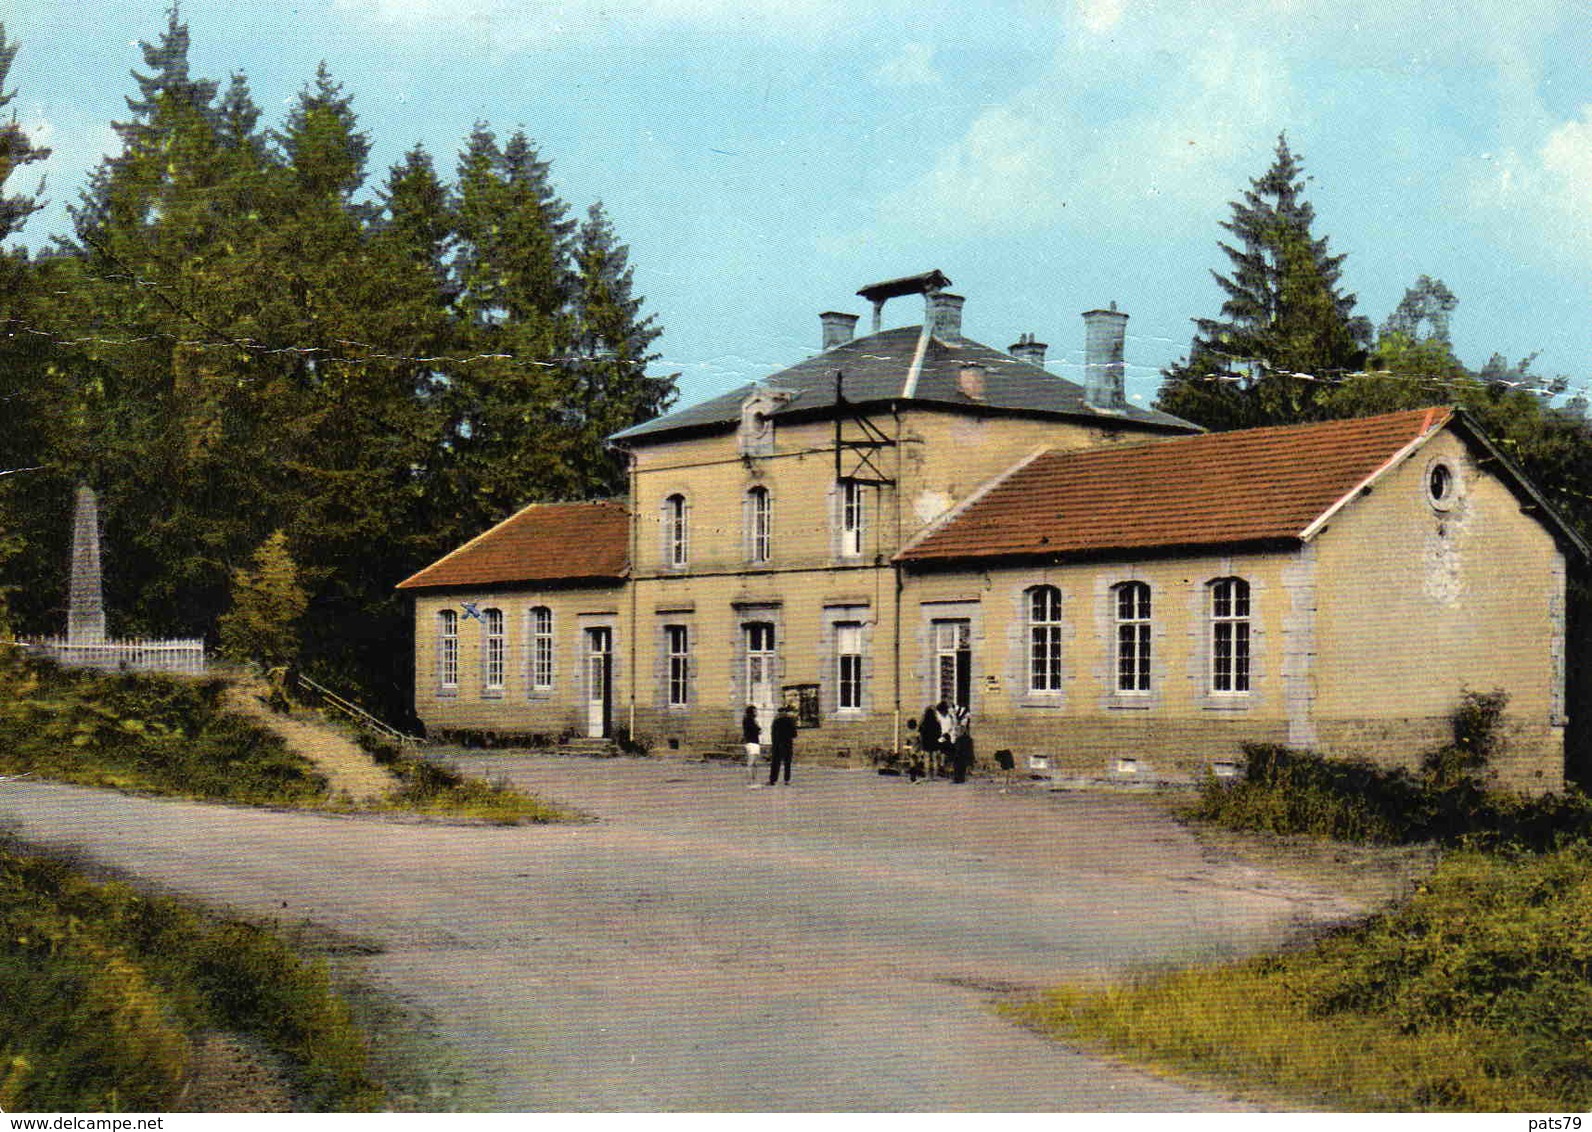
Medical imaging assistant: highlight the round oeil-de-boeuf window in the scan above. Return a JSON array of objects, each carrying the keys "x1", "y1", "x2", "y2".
[{"x1": 1426, "y1": 457, "x2": 1460, "y2": 511}]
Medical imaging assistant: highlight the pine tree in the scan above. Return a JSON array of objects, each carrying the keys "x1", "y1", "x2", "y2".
[
  {"x1": 0, "y1": 24, "x2": 49, "y2": 241},
  {"x1": 1157, "y1": 135, "x2": 1371, "y2": 430},
  {"x1": 567, "y1": 201, "x2": 674, "y2": 492},
  {"x1": 0, "y1": 25, "x2": 66, "y2": 640}
]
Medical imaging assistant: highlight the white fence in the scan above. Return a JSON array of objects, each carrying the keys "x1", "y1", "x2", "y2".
[{"x1": 18, "y1": 636, "x2": 207, "y2": 676}]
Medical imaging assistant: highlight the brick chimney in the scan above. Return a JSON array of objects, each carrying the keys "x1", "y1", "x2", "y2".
[
  {"x1": 1082, "y1": 303, "x2": 1128, "y2": 409},
  {"x1": 820, "y1": 311, "x2": 859, "y2": 350},
  {"x1": 926, "y1": 291, "x2": 965, "y2": 341},
  {"x1": 1009, "y1": 332, "x2": 1047, "y2": 367}
]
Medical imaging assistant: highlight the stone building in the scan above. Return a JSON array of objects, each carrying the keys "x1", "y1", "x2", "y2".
[{"x1": 398, "y1": 272, "x2": 1585, "y2": 789}]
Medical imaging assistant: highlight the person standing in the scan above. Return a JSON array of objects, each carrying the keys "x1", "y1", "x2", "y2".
[
  {"x1": 742, "y1": 705, "x2": 763, "y2": 786},
  {"x1": 934, "y1": 701, "x2": 955, "y2": 779},
  {"x1": 769, "y1": 703, "x2": 797, "y2": 786},
  {"x1": 951, "y1": 705, "x2": 974, "y2": 784},
  {"x1": 916, "y1": 703, "x2": 942, "y2": 783}
]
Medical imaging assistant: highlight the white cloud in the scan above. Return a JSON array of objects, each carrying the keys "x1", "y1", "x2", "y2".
[
  {"x1": 1461, "y1": 104, "x2": 1592, "y2": 259},
  {"x1": 1075, "y1": 0, "x2": 1126, "y2": 34},
  {"x1": 874, "y1": 21, "x2": 1293, "y2": 241},
  {"x1": 876, "y1": 42, "x2": 939, "y2": 87},
  {"x1": 334, "y1": 0, "x2": 847, "y2": 43}
]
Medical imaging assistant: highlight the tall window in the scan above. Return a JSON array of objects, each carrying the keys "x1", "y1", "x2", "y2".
[
  {"x1": 665, "y1": 493, "x2": 688, "y2": 568},
  {"x1": 835, "y1": 622, "x2": 864, "y2": 711},
  {"x1": 529, "y1": 606, "x2": 554, "y2": 691},
  {"x1": 839, "y1": 479, "x2": 864, "y2": 557},
  {"x1": 1027, "y1": 586, "x2": 1063, "y2": 693},
  {"x1": 666, "y1": 625, "x2": 690, "y2": 706},
  {"x1": 934, "y1": 619, "x2": 972, "y2": 709},
  {"x1": 1115, "y1": 582, "x2": 1152, "y2": 693},
  {"x1": 747, "y1": 486, "x2": 771, "y2": 564},
  {"x1": 438, "y1": 609, "x2": 459, "y2": 689},
  {"x1": 1210, "y1": 577, "x2": 1251, "y2": 693},
  {"x1": 744, "y1": 621, "x2": 777, "y2": 710},
  {"x1": 483, "y1": 607, "x2": 505, "y2": 691}
]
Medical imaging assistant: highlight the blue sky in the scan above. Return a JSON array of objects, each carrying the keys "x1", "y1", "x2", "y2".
[{"x1": 7, "y1": 0, "x2": 1592, "y2": 411}]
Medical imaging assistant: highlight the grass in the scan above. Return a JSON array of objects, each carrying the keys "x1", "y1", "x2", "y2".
[
  {"x1": 0, "y1": 838, "x2": 383, "y2": 1112},
  {"x1": 0, "y1": 652, "x2": 575, "y2": 824},
  {"x1": 351, "y1": 735, "x2": 577, "y2": 825},
  {"x1": 1008, "y1": 845, "x2": 1592, "y2": 1111},
  {"x1": 0, "y1": 656, "x2": 328, "y2": 807}
]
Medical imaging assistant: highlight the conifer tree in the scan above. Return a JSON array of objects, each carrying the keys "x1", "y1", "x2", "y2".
[
  {"x1": 567, "y1": 201, "x2": 673, "y2": 492},
  {"x1": 0, "y1": 24, "x2": 49, "y2": 241},
  {"x1": 1157, "y1": 135, "x2": 1371, "y2": 429}
]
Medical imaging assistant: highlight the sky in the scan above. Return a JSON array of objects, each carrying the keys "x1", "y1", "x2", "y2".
[{"x1": 6, "y1": 0, "x2": 1592, "y2": 412}]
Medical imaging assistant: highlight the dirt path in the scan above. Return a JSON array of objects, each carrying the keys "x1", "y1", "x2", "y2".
[
  {"x1": 0, "y1": 759, "x2": 1366, "y2": 1110},
  {"x1": 223, "y1": 685, "x2": 399, "y2": 802}
]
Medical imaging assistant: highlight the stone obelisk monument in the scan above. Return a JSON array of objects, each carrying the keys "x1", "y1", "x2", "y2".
[{"x1": 67, "y1": 485, "x2": 106, "y2": 645}]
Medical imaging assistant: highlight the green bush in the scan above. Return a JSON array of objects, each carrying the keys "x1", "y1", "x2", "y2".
[{"x1": 1191, "y1": 689, "x2": 1592, "y2": 852}]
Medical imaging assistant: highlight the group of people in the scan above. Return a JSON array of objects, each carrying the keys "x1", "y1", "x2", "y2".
[
  {"x1": 742, "y1": 703, "x2": 797, "y2": 787},
  {"x1": 740, "y1": 698, "x2": 976, "y2": 787},
  {"x1": 913, "y1": 700, "x2": 975, "y2": 783}
]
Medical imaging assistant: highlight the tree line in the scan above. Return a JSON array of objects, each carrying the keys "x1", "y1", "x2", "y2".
[{"x1": 0, "y1": 13, "x2": 675, "y2": 718}]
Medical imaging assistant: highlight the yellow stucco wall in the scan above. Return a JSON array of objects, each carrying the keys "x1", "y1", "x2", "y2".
[
  {"x1": 410, "y1": 586, "x2": 626, "y2": 739},
  {"x1": 1309, "y1": 428, "x2": 1566, "y2": 789}
]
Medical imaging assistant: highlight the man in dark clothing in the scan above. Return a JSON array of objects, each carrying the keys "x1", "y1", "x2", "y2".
[
  {"x1": 951, "y1": 711, "x2": 974, "y2": 784},
  {"x1": 769, "y1": 704, "x2": 798, "y2": 785},
  {"x1": 917, "y1": 703, "x2": 943, "y2": 781}
]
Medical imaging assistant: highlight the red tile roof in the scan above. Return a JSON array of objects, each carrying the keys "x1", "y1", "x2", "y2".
[
  {"x1": 397, "y1": 501, "x2": 629, "y2": 590},
  {"x1": 899, "y1": 407, "x2": 1453, "y2": 563}
]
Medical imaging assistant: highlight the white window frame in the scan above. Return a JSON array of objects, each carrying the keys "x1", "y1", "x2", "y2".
[
  {"x1": 529, "y1": 606, "x2": 554, "y2": 692},
  {"x1": 482, "y1": 607, "x2": 505, "y2": 692},
  {"x1": 1027, "y1": 586, "x2": 1063, "y2": 694},
  {"x1": 1210, "y1": 577, "x2": 1251, "y2": 694},
  {"x1": 438, "y1": 609, "x2": 459, "y2": 691},
  {"x1": 839, "y1": 478, "x2": 865, "y2": 558},
  {"x1": 835, "y1": 621, "x2": 864, "y2": 712},
  {"x1": 744, "y1": 621, "x2": 777, "y2": 711},
  {"x1": 666, "y1": 624, "x2": 690, "y2": 707},
  {"x1": 747, "y1": 485, "x2": 771, "y2": 564},
  {"x1": 1114, "y1": 582, "x2": 1152, "y2": 694},
  {"x1": 665, "y1": 493, "x2": 689, "y2": 569}
]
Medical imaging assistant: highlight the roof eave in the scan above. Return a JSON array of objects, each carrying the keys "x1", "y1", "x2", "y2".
[
  {"x1": 898, "y1": 537, "x2": 1304, "y2": 571},
  {"x1": 397, "y1": 571, "x2": 630, "y2": 594},
  {"x1": 1449, "y1": 409, "x2": 1592, "y2": 562},
  {"x1": 1298, "y1": 407, "x2": 1453, "y2": 543}
]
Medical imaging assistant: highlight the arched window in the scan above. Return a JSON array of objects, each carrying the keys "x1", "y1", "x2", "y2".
[
  {"x1": 665, "y1": 493, "x2": 688, "y2": 568},
  {"x1": 438, "y1": 609, "x2": 459, "y2": 690},
  {"x1": 529, "y1": 606, "x2": 554, "y2": 691},
  {"x1": 747, "y1": 486, "x2": 771, "y2": 564},
  {"x1": 1114, "y1": 582, "x2": 1152, "y2": 693},
  {"x1": 1027, "y1": 585, "x2": 1063, "y2": 693},
  {"x1": 1209, "y1": 577, "x2": 1251, "y2": 693},
  {"x1": 482, "y1": 607, "x2": 505, "y2": 691}
]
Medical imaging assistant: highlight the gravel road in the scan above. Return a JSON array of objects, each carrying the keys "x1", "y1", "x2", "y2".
[{"x1": 0, "y1": 757, "x2": 1361, "y2": 1111}]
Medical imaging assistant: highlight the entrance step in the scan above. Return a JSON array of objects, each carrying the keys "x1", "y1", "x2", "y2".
[{"x1": 563, "y1": 737, "x2": 620, "y2": 757}]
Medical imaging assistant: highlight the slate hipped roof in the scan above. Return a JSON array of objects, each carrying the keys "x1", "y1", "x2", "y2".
[
  {"x1": 900, "y1": 407, "x2": 1468, "y2": 564},
  {"x1": 396, "y1": 501, "x2": 628, "y2": 591},
  {"x1": 609, "y1": 324, "x2": 1196, "y2": 443}
]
